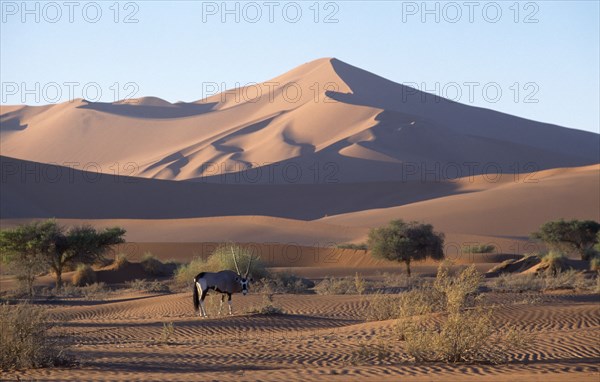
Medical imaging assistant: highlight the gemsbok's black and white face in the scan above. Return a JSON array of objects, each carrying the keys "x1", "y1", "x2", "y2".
[{"x1": 240, "y1": 276, "x2": 253, "y2": 295}]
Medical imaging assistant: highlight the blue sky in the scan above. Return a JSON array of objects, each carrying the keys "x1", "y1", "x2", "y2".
[{"x1": 1, "y1": 1, "x2": 598, "y2": 133}]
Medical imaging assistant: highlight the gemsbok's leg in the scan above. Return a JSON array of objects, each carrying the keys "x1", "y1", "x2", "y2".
[
  {"x1": 200, "y1": 289, "x2": 208, "y2": 318},
  {"x1": 227, "y1": 293, "x2": 233, "y2": 315},
  {"x1": 218, "y1": 294, "x2": 226, "y2": 315}
]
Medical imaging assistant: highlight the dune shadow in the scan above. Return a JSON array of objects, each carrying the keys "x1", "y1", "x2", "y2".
[{"x1": 77, "y1": 101, "x2": 218, "y2": 119}]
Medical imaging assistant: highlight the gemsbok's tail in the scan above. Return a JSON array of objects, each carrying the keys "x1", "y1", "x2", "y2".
[{"x1": 192, "y1": 275, "x2": 199, "y2": 312}]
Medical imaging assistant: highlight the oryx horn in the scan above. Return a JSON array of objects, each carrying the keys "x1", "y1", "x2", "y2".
[{"x1": 230, "y1": 245, "x2": 242, "y2": 275}]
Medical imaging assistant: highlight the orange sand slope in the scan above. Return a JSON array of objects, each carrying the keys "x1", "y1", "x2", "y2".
[{"x1": 2, "y1": 58, "x2": 598, "y2": 183}]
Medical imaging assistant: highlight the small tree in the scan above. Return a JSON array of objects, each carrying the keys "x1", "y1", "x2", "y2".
[
  {"x1": 48, "y1": 225, "x2": 126, "y2": 290},
  {"x1": 0, "y1": 221, "x2": 57, "y2": 296},
  {"x1": 531, "y1": 219, "x2": 600, "y2": 260},
  {"x1": 0, "y1": 220, "x2": 126, "y2": 292},
  {"x1": 368, "y1": 220, "x2": 445, "y2": 276}
]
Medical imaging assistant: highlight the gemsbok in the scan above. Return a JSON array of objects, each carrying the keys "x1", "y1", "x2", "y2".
[{"x1": 193, "y1": 248, "x2": 255, "y2": 317}]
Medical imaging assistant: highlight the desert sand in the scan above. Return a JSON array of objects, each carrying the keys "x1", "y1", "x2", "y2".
[{"x1": 1, "y1": 58, "x2": 599, "y2": 381}]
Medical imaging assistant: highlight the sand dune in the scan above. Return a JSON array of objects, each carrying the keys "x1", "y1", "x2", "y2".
[
  {"x1": 322, "y1": 165, "x2": 600, "y2": 240},
  {"x1": 2, "y1": 58, "x2": 598, "y2": 183}
]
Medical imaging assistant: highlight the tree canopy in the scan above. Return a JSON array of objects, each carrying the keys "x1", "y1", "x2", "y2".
[
  {"x1": 0, "y1": 219, "x2": 126, "y2": 292},
  {"x1": 531, "y1": 219, "x2": 600, "y2": 260},
  {"x1": 368, "y1": 219, "x2": 445, "y2": 276}
]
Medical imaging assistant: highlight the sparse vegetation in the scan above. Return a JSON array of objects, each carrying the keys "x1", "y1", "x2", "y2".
[
  {"x1": 126, "y1": 279, "x2": 170, "y2": 293},
  {"x1": 245, "y1": 294, "x2": 284, "y2": 315},
  {"x1": 368, "y1": 219, "x2": 445, "y2": 276},
  {"x1": 337, "y1": 243, "x2": 368, "y2": 251},
  {"x1": 113, "y1": 253, "x2": 130, "y2": 270},
  {"x1": 157, "y1": 322, "x2": 175, "y2": 344},
  {"x1": 539, "y1": 250, "x2": 568, "y2": 275},
  {"x1": 254, "y1": 271, "x2": 311, "y2": 294},
  {"x1": 0, "y1": 303, "x2": 73, "y2": 370},
  {"x1": 462, "y1": 244, "x2": 495, "y2": 254},
  {"x1": 314, "y1": 276, "x2": 358, "y2": 295},
  {"x1": 141, "y1": 252, "x2": 167, "y2": 276},
  {"x1": 490, "y1": 269, "x2": 592, "y2": 292},
  {"x1": 398, "y1": 264, "x2": 531, "y2": 364},
  {"x1": 71, "y1": 264, "x2": 97, "y2": 286},
  {"x1": 354, "y1": 272, "x2": 366, "y2": 295}
]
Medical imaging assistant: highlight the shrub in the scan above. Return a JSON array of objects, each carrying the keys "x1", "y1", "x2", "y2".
[
  {"x1": 113, "y1": 253, "x2": 130, "y2": 270},
  {"x1": 355, "y1": 273, "x2": 366, "y2": 295},
  {"x1": 173, "y1": 256, "x2": 207, "y2": 289},
  {"x1": 0, "y1": 304, "x2": 73, "y2": 370},
  {"x1": 397, "y1": 264, "x2": 531, "y2": 364},
  {"x1": 491, "y1": 273, "x2": 544, "y2": 292},
  {"x1": 314, "y1": 276, "x2": 357, "y2": 295},
  {"x1": 126, "y1": 279, "x2": 170, "y2": 293},
  {"x1": 71, "y1": 264, "x2": 97, "y2": 287},
  {"x1": 365, "y1": 293, "x2": 402, "y2": 321},
  {"x1": 205, "y1": 244, "x2": 268, "y2": 280},
  {"x1": 463, "y1": 244, "x2": 495, "y2": 254},
  {"x1": 141, "y1": 253, "x2": 166, "y2": 276},
  {"x1": 255, "y1": 271, "x2": 310, "y2": 294},
  {"x1": 539, "y1": 250, "x2": 568, "y2": 275},
  {"x1": 401, "y1": 306, "x2": 530, "y2": 364},
  {"x1": 337, "y1": 243, "x2": 368, "y2": 251}
]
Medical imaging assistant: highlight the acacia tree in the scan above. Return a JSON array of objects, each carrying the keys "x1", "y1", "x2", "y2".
[
  {"x1": 531, "y1": 219, "x2": 600, "y2": 260},
  {"x1": 0, "y1": 220, "x2": 57, "y2": 295},
  {"x1": 0, "y1": 220, "x2": 126, "y2": 291},
  {"x1": 48, "y1": 225, "x2": 126, "y2": 290},
  {"x1": 368, "y1": 219, "x2": 445, "y2": 276}
]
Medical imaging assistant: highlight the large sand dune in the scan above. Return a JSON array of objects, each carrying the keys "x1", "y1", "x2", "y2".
[{"x1": 2, "y1": 58, "x2": 598, "y2": 183}]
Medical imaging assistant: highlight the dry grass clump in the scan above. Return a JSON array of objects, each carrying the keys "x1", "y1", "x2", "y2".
[
  {"x1": 0, "y1": 304, "x2": 73, "y2": 370},
  {"x1": 113, "y1": 253, "x2": 130, "y2": 270},
  {"x1": 401, "y1": 306, "x2": 529, "y2": 364},
  {"x1": 140, "y1": 253, "x2": 167, "y2": 276},
  {"x1": 56, "y1": 282, "x2": 109, "y2": 300},
  {"x1": 395, "y1": 264, "x2": 531, "y2": 364},
  {"x1": 365, "y1": 293, "x2": 402, "y2": 321},
  {"x1": 314, "y1": 276, "x2": 358, "y2": 295},
  {"x1": 351, "y1": 340, "x2": 392, "y2": 364},
  {"x1": 174, "y1": 256, "x2": 207, "y2": 289},
  {"x1": 126, "y1": 279, "x2": 170, "y2": 293},
  {"x1": 156, "y1": 322, "x2": 175, "y2": 344},
  {"x1": 539, "y1": 250, "x2": 568, "y2": 275},
  {"x1": 254, "y1": 271, "x2": 311, "y2": 294},
  {"x1": 490, "y1": 270, "x2": 592, "y2": 292},
  {"x1": 71, "y1": 264, "x2": 97, "y2": 287},
  {"x1": 491, "y1": 273, "x2": 544, "y2": 292}
]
